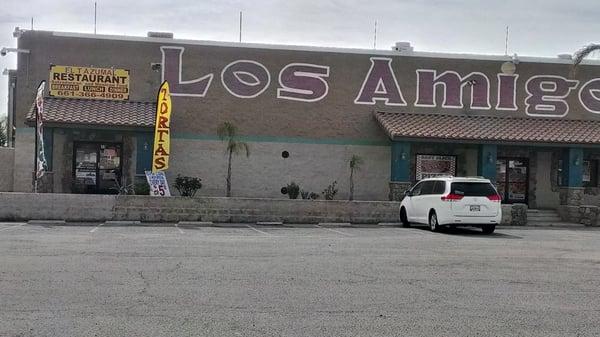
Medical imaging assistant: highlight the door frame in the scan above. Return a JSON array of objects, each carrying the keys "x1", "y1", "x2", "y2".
[{"x1": 497, "y1": 157, "x2": 529, "y2": 204}]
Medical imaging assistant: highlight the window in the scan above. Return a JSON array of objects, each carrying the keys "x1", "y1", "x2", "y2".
[
  {"x1": 450, "y1": 182, "x2": 497, "y2": 197},
  {"x1": 558, "y1": 159, "x2": 598, "y2": 187},
  {"x1": 420, "y1": 181, "x2": 435, "y2": 195},
  {"x1": 432, "y1": 181, "x2": 446, "y2": 194},
  {"x1": 410, "y1": 182, "x2": 424, "y2": 196},
  {"x1": 583, "y1": 160, "x2": 598, "y2": 187}
]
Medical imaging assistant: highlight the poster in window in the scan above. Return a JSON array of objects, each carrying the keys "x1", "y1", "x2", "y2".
[{"x1": 416, "y1": 155, "x2": 456, "y2": 180}]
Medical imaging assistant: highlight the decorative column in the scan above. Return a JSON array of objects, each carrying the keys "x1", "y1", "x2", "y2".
[
  {"x1": 559, "y1": 148, "x2": 584, "y2": 206},
  {"x1": 389, "y1": 141, "x2": 412, "y2": 201},
  {"x1": 477, "y1": 144, "x2": 497, "y2": 182}
]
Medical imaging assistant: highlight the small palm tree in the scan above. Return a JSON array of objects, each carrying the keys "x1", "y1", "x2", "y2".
[
  {"x1": 348, "y1": 154, "x2": 363, "y2": 201},
  {"x1": 572, "y1": 44, "x2": 600, "y2": 76},
  {"x1": 217, "y1": 121, "x2": 250, "y2": 197}
]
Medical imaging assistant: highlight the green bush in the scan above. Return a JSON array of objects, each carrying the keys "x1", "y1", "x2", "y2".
[
  {"x1": 301, "y1": 190, "x2": 320, "y2": 200},
  {"x1": 134, "y1": 182, "x2": 150, "y2": 195},
  {"x1": 174, "y1": 174, "x2": 203, "y2": 197},
  {"x1": 286, "y1": 182, "x2": 300, "y2": 199}
]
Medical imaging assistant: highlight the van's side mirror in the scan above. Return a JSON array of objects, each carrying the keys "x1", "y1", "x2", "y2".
[{"x1": 404, "y1": 190, "x2": 412, "y2": 197}]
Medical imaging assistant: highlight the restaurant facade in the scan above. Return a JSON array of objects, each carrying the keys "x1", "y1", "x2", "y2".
[{"x1": 4, "y1": 29, "x2": 600, "y2": 214}]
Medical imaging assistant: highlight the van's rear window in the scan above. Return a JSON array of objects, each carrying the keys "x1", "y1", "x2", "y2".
[{"x1": 450, "y1": 182, "x2": 497, "y2": 196}]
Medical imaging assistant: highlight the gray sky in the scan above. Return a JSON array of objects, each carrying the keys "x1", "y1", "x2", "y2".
[{"x1": 2, "y1": 0, "x2": 600, "y2": 119}]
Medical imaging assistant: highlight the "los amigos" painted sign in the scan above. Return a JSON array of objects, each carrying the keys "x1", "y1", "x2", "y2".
[{"x1": 160, "y1": 46, "x2": 600, "y2": 118}]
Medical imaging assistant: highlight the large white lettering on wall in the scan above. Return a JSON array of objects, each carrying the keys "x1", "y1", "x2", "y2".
[
  {"x1": 161, "y1": 45, "x2": 600, "y2": 118},
  {"x1": 525, "y1": 75, "x2": 579, "y2": 117},
  {"x1": 414, "y1": 70, "x2": 491, "y2": 109},
  {"x1": 354, "y1": 57, "x2": 407, "y2": 106}
]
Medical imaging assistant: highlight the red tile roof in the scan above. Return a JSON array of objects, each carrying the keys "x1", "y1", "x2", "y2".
[
  {"x1": 374, "y1": 111, "x2": 600, "y2": 145},
  {"x1": 27, "y1": 97, "x2": 156, "y2": 128}
]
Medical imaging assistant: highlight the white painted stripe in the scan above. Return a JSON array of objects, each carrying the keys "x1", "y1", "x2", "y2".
[
  {"x1": 89, "y1": 223, "x2": 104, "y2": 233},
  {"x1": 0, "y1": 223, "x2": 25, "y2": 232},
  {"x1": 246, "y1": 225, "x2": 273, "y2": 236},
  {"x1": 315, "y1": 225, "x2": 353, "y2": 236},
  {"x1": 175, "y1": 223, "x2": 185, "y2": 234}
]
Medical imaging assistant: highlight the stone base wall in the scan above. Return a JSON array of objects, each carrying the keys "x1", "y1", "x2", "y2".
[
  {"x1": 0, "y1": 192, "x2": 400, "y2": 224},
  {"x1": 558, "y1": 205, "x2": 600, "y2": 226},
  {"x1": 389, "y1": 181, "x2": 412, "y2": 201},
  {"x1": 559, "y1": 187, "x2": 584, "y2": 206},
  {"x1": 502, "y1": 204, "x2": 527, "y2": 226}
]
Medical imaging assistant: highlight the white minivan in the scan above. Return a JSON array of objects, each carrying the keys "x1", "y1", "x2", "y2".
[{"x1": 399, "y1": 176, "x2": 502, "y2": 234}]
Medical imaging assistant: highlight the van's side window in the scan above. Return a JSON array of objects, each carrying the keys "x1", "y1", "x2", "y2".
[{"x1": 432, "y1": 181, "x2": 446, "y2": 194}]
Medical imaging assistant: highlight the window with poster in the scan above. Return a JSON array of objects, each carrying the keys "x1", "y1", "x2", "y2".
[
  {"x1": 415, "y1": 155, "x2": 457, "y2": 181},
  {"x1": 496, "y1": 158, "x2": 528, "y2": 204},
  {"x1": 557, "y1": 159, "x2": 598, "y2": 187},
  {"x1": 73, "y1": 142, "x2": 123, "y2": 194}
]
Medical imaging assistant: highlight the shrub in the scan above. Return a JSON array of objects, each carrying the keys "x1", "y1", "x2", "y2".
[
  {"x1": 322, "y1": 181, "x2": 338, "y2": 200},
  {"x1": 134, "y1": 182, "x2": 150, "y2": 195},
  {"x1": 301, "y1": 190, "x2": 320, "y2": 200},
  {"x1": 286, "y1": 182, "x2": 300, "y2": 199},
  {"x1": 174, "y1": 174, "x2": 203, "y2": 197}
]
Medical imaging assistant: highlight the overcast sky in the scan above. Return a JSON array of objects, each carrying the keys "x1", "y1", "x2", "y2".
[{"x1": 2, "y1": 0, "x2": 600, "y2": 119}]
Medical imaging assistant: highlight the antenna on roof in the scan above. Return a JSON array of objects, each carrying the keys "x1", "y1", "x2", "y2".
[
  {"x1": 373, "y1": 20, "x2": 377, "y2": 50},
  {"x1": 94, "y1": 2, "x2": 97, "y2": 34},
  {"x1": 504, "y1": 25, "x2": 509, "y2": 56},
  {"x1": 31, "y1": 17, "x2": 33, "y2": 30},
  {"x1": 239, "y1": 11, "x2": 243, "y2": 42}
]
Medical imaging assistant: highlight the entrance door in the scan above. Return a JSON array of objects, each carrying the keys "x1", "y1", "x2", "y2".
[
  {"x1": 496, "y1": 158, "x2": 529, "y2": 204},
  {"x1": 73, "y1": 142, "x2": 123, "y2": 194}
]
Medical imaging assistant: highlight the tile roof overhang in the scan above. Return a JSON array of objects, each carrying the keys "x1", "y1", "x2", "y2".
[
  {"x1": 26, "y1": 97, "x2": 156, "y2": 129},
  {"x1": 374, "y1": 111, "x2": 600, "y2": 146}
]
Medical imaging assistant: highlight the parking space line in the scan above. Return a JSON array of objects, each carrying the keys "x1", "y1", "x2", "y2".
[
  {"x1": 246, "y1": 225, "x2": 274, "y2": 236},
  {"x1": 0, "y1": 223, "x2": 25, "y2": 232},
  {"x1": 175, "y1": 223, "x2": 185, "y2": 234},
  {"x1": 89, "y1": 223, "x2": 104, "y2": 233},
  {"x1": 315, "y1": 225, "x2": 353, "y2": 236}
]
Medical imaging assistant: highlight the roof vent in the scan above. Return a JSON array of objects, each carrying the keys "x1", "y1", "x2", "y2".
[
  {"x1": 392, "y1": 42, "x2": 414, "y2": 53},
  {"x1": 147, "y1": 31, "x2": 173, "y2": 39}
]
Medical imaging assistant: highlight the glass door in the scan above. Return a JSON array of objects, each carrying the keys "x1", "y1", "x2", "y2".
[
  {"x1": 496, "y1": 158, "x2": 528, "y2": 204},
  {"x1": 73, "y1": 142, "x2": 123, "y2": 194},
  {"x1": 74, "y1": 143, "x2": 99, "y2": 193}
]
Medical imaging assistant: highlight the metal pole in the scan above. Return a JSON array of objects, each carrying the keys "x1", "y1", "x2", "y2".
[
  {"x1": 504, "y1": 26, "x2": 509, "y2": 56},
  {"x1": 239, "y1": 11, "x2": 242, "y2": 43},
  {"x1": 373, "y1": 20, "x2": 377, "y2": 50},
  {"x1": 94, "y1": 2, "x2": 97, "y2": 34}
]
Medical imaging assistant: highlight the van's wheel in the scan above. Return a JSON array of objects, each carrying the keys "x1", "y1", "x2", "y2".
[
  {"x1": 400, "y1": 208, "x2": 410, "y2": 227},
  {"x1": 482, "y1": 224, "x2": 496, "y2": 234},
  {"x1": 429, "y1": 211, "x2": 440, "y2": 232}
]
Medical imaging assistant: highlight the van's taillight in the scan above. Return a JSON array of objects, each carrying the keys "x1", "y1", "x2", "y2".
[
  {"x1": 486, "y1": 194, "x2": 502, "y2": 202},
  {"x1": 441, "y1": 193, "x2": 463, "y2": 202}
]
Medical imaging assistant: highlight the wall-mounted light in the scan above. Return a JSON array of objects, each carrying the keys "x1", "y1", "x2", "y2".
[
  {"x1": 574, "y1": 156, "x2": 581, "y2": 166},
  {"x1": 150, "y1": 63, "x2": 161, "y2": 71},
  {"x1": 143, "y1": 142, "x2": 149, "y2": 151},
  {"x1": 401, "y1": 152, "x2": 407, "y2": 160},
  {"x1": 0, "y1": 47, "x2": 30, "y2": 57},
  {"x1": 487, "y1": 152, "x2": 493, "y2": 164}
]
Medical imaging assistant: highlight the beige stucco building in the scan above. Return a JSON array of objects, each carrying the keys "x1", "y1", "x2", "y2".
[{"x1": 3, "y1": 29, "x2": 600, "y2": 216}]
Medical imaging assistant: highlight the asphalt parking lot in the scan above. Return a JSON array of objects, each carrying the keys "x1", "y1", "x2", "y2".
[{"x1": 1, "y1": 222, "x2": 599, "y2": 337}]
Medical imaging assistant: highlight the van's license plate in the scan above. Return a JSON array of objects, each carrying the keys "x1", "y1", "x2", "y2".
[{"x1": 470, "y1": 205, "x2": 481, "y2": 212}]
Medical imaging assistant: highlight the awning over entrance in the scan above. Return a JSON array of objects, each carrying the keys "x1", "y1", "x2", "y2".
[
  {"x1": 374, "y1": 111, "x2": 600, "y2": 145},
  {"x1": 26, "y1": 97, "x2": 156, "y2": 129}
]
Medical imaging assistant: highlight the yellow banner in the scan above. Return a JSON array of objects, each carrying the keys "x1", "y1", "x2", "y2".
[
  {"x1": 49, "y1": 65, "x2": 129, "y2": 101},
  {"x1": 152, "y1": 81, "x2": 172, "y2": 172}
]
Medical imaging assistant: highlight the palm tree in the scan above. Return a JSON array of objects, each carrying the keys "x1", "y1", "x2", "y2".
[
  {"x1": 217, "y1": 121, "x2": 250, "y2": 197},
  {"x1": 572, "y1": 44, "x2": 600, "y2": 76},
  {"x1": 348, "y1": 154, "x2": 363, "y2": 201}
]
